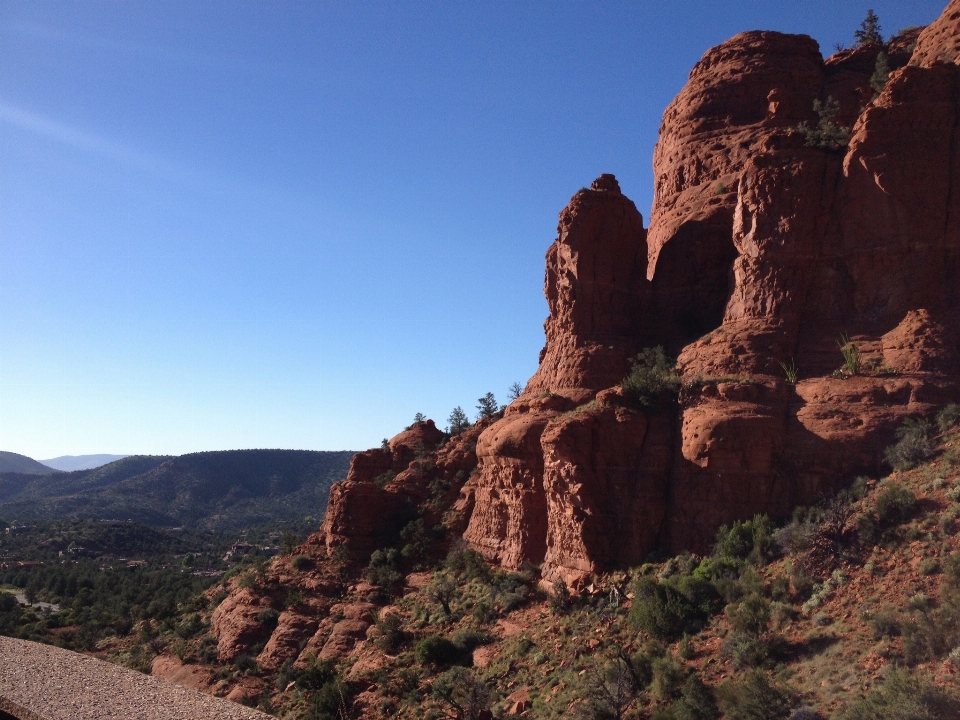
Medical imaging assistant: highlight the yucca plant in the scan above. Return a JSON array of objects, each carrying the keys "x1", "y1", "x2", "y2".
[{"x1": 838, "y1": 334, "x2": 861, "y2": 376}]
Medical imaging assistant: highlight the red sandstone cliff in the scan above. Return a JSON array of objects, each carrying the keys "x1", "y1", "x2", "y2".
[
  {"x1": 319, "y1": 2, "x2": 960, "y2": 590},
  {"x1": 461, "y1": 2, "x2": 960, "y2": 588}
]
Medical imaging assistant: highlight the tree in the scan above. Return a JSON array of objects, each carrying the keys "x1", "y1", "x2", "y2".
[
  {"x1": 854, "y1": 10, "x2": 883, "y2": 47},
  {"x1": 426, "y1": 573, "x2": 458, "y2": 616},
  {"x1": 870, "y1": 51, "x2": 890, "y2": 97},
  {"x1": 431, "y1": 667, "x2": 491, "y2": 720},
  {"x1": 476, "y1": 392, "x2": 499, "y2": 420},
  {"x1": 507, "y1": 381, "x2": 524, "y2": 401},
  {"x1": 580, "y1": 657, "x2": 638, "y2": 720},
  {"x1": 413, "y1": 412, "x2": 426, "y2": 424},
  {"x1": 447, "y1": 407, "x2": 471, "y2": 435},
  {"x1": 795, "y1": 97, "x2": 851, "y2": 152}
]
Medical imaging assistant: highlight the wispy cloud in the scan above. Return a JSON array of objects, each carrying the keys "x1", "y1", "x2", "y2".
[
  {"x1": 0, "y1": 100, "x2": 187, "y2": 180},
  {"x1": 5, "y1": 20, "x2": 267, "y2": 75}
]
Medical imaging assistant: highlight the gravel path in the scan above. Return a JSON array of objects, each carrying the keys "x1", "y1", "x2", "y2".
[{"x1": 0, "y1": 636, "x2": 273, "y2": 720}]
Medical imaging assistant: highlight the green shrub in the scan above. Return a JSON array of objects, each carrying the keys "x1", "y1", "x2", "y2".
[
  {"x1": 621, "y1": 346, "x2": 681, "y2": 407},
  {"x1": 451, "y1": 628, "x2": 490, "y2": 653},
  {"x1": 713, "y1": 515, "x2": 777, "y2": 566},
  {"x1": 692, "y1": 557, "x2": 740, "y2": 582},
  {"x1": 290, "y1": 554, "x2": 311, "y2": 571},
  {"x1": 874, "y1": 482, "x2": 917, "y2": 524},
  {"x1": 628, "y1": 576, "x2": 721, "y2": 641},
  {"x1": 303, "y1": 677, "x2": 350, "y2": 720},
  {"x1": 296, "y1": 658, "x2": 337, "y2": 690},
  {"x1": 868, "y1": 607, "x2": 901, "y2": 640},
  {"x1": 871, "y1": 51, "x2": 890, "y2": 97},
  {"x1": 234, "y1": 654, "x2": 258, "y2": 675},
  {"x1": 367, "y1": 548, "x2": 403, "y2": 595},
  {"x1": 652, "y1": 654, "x2": 686, "y2": 700},
  {"x1": 938, "y1": 404, "x2": 960, "y2": 434},
  {"x1": 256, "y1": 607, "x2": 280, "y2": 629},
  {"x1": 726, "y1": 633, "x2": 770, "y2": 669},
  {"x1": 415, "y1": 635, "x2": 465, "y2": 667},
  {"x1": 885, "y1": 419, "x2": 934, "y2": 470},
  {"x1": 631, "y1": 650, "x2": 655, "y2": 689},
  {"x1": 549, "y1": 579, "x2": 572, "y2": 615},
  {"x1": 718, "y1": 670, "x2": 795, "y2": 720},
  {"x1": 374, "y1": 470, "x2": 396, "y2": 489},
  {"x1": 673, "y1": 674, "x2": 720, "y2": 720},
  {"x1": 727, "y1": 594, "x2": 771, "y2": 637},
  {"x1": 445, "y1": 541, "x2": 491, "y2": 582},
  {"x1": 839, "y1": 669, "x2": 960, "y2": 719},
  {"x1": 795, "y1": 97, "x2": 851, "y2": 152},
  {"x1": 375, "y1": 612, "x2": 406, "y2": 655}
]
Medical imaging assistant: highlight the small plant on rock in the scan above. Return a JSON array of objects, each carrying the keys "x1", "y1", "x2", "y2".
[
  {"x1": 796, "y1": 97, "x2": 851, "y2": 152},
  {"x1": 779, "y1": 358, "x2": 798, "y2": 384},
  {"x1": 837, "y1": 333, "x2": 861, "y2": 376},
  {"x1": 622, "y1": 346, "x2": 681, "y2": 408}
]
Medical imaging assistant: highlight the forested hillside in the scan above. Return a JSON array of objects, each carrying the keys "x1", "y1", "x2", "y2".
[{"x1": 0, "y1": 450, "x2": 354, "y2": 531}]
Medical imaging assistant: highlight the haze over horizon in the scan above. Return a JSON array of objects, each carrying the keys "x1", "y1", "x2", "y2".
[{"x1": 0, "y1": 1, "x2": 946, "y2": 459}]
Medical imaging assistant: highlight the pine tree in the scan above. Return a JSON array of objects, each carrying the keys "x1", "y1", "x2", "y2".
[
  {"x1": 476, "y1": 392, "x2": 499, "y2": 420},
  {"x1": 854, "y1": 10, "x2": 883, "y2": 47},
  {"x1": 870, "y1": 51, "x2": 890, "y2": 98},
  {"x1": 447, "y1": 407, "x2": 471, "y2": 435}
]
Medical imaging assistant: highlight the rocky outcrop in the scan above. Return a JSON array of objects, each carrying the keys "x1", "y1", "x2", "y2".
[
  {"x1": 912, "y1": 0, "x2": 960, "y2": 67},
  {"x1": 526, "y1": 173, "x2": 650, "y2": 398},
  {"x1": 210, "y1": 588, "x2": 275, "y2": 663},
  {"x1": 460, "y1": 2, "x2": 960, "y2": 587},
  {"x1": 321, "y1": 419, "x2": 450, "y2": 560}
]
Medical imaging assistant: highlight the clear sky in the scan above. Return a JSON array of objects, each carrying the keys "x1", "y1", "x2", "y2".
[{"x1": 0, "y1": 1, "x2": 947, "y2": 458}]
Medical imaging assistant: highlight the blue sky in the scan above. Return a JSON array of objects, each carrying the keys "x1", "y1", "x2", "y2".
[{"x1": 0, "y1": 1, "x2": 947, "y2": 458}]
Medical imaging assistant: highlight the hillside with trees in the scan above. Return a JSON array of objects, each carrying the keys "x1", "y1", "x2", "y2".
[{"x1": 0, "y1": 450, "x2": 354, "y2": 531}]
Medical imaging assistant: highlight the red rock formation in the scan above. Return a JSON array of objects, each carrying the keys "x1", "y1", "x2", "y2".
[
  {"x1": 210, "y1": 588, "x2": 274, "y2": 663},
  {"x1": 321, "y1": 419, "x2": 485, "y2": 561},
  {"x1": 526, "y1": 174, "x2": 649, "y2": 398},
  {"x1": 462, "y1": 2, "x2": 960, "y2": 586},
  {"x1": 913, "y1": 0, "x2": 960, "y2": 67}
]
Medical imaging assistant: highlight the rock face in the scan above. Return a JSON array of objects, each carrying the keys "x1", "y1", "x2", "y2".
[
  {"x1": 321, "y1": 419, "x2": 483, "y2": 562},
  {"x1": 459, "y1": 6, "x2": 960, "y2": 587},
  {"x1": 315, "y1": 3, "x2": 960, "y2": 590}
]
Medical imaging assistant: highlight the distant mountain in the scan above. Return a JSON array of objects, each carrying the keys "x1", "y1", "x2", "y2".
[
  {"x1": 0, "y1": 449, "x2": 354, "y2": 530},
  {"x1": 40, "y1": 454, "x2": 130, "y2": 472},
  {"x1": 0, "y1": 452, "x2": 58, "y2": 475}
]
